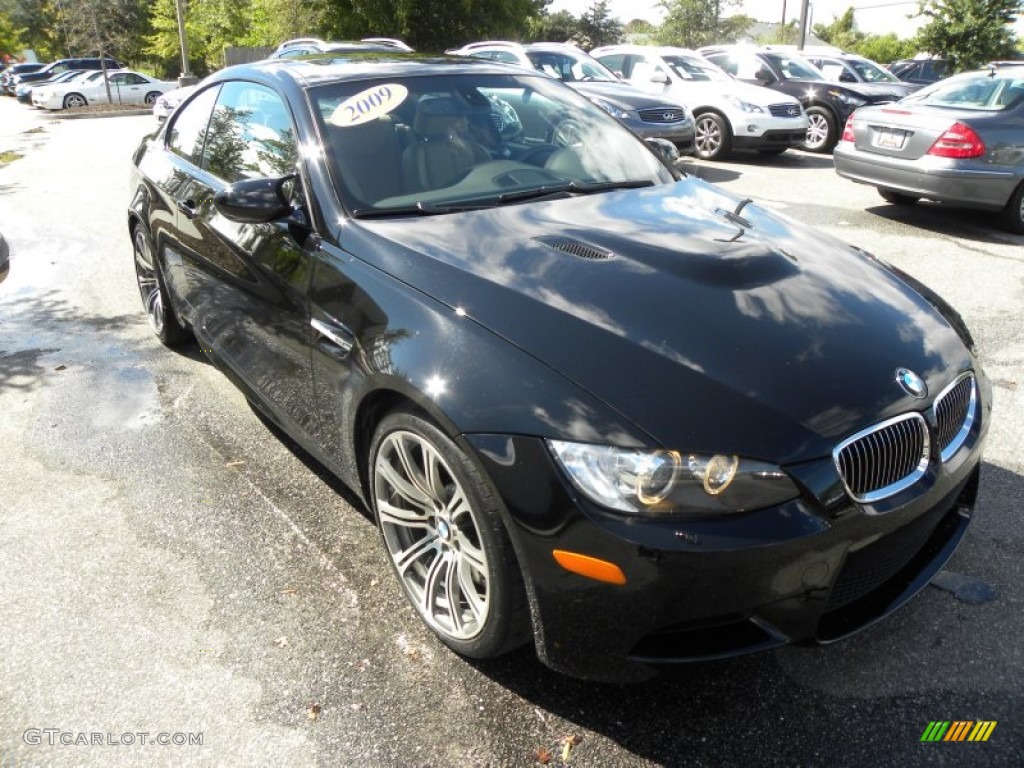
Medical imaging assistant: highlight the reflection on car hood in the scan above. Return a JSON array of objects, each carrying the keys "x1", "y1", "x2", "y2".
[
  {"x1": 841, "y1": 81, "x2": 920, "y2": 100},
  {"x1": 353, "y1": 179, "x2": 972, "y2": 461},
  {"x1": 570, "y1": 81, "x2": 688, "y2": 111}
]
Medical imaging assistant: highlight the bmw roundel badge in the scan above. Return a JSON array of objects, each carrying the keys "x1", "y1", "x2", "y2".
[{"x1": 895, "y1": 368, "x2": 928, "y2": 399}]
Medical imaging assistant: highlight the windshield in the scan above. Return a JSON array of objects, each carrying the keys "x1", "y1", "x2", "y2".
[
  {"x1": 662, "y1": 55, "x2": 731, "y2": 82},
  {"x1": 903, "y1": 73, "x2": 1024, "y2": 111},
  {"x1": 525, "y1": 51, "x2": 618, "y2": 83},
  {"x1": 311, "y1": 73, "x2": 673, "y2": 215},
  {"x1": 848, "y1": 58, "x2": 899, "y2": 83},
  {"x1": 764, "y1": 53, "x2": 825, "y2": 81}
]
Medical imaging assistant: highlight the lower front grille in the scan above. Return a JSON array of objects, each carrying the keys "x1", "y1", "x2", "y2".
[{"x1": 834, "y1": 413, "x2": 930, "y2": 503}]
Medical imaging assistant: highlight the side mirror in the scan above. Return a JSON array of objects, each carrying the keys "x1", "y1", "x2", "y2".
[
  {"x1": 214, "y1": 175, "x2": 294, "y2": 223},
  {"x1": 754, "y1": 68, "x2": 775, "y2": 83},
  {"x1": 650, "y1": 71, "x2": 671, "y2": 85},
  {"x1": 645, "y1": 137, "x2": 680, "y2": 165}
]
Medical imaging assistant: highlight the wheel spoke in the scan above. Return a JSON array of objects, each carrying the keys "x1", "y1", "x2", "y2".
[
  {"x1": 455, "y1": 554, "x2": 486, "y2": 622},
  {"x1": 376, "y1": 499, "x2": 430, "y2": 530},
  {"x1": 444, "y1": 558, "x2": 465, "y2": 633},
  {"x1": 395, "y1": 533, "x2": 439, "y2": 576},
  {"x1": 420, "y1": 550, "x2": 447, "y2": 614},
  {"x1": 458, "y1": 536, "x2": 487, "y2": 576},
  {"x1": 393, "y1": 437, "x2": 436, "y2": 504},
  {"x1": 377, "y1": 453, "x2": 432, "y2": 510}
]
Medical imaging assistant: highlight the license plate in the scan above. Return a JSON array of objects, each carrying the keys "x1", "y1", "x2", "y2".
[{"x1": 874, "y1": 128, "x2": 907, "y2": 149}]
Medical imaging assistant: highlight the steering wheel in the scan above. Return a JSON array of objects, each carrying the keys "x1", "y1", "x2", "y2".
[{"x1": 551, "y1": 118, "x2": 584, "y2": 148}]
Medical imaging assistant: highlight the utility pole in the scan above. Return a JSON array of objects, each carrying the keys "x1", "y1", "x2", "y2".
[
  {"x1": 781, "y1": 0, "x2": 788, "y2": 42},
  {"x1": 175, "y1": 0, "x2": 198, "y2": 87},
  {"x1": 798, "y1": 0, "x2": 811, "y2": 50}
]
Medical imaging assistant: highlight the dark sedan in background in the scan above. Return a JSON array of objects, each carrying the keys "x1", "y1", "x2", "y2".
[
  {"x1": 129, "y1": 53, "x2": 990, "y2": 681},
  {"x1": 834, "y1": 66, "x2": 1024, "y2": 232}
]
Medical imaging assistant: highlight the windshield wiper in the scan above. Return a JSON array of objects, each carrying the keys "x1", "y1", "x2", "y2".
[
  {"x1": 496, "y1": 178, "x2": 654, "y2": 205},
  {"x1": 351, "y1": 201, "x2": 491, "y2": 218}
]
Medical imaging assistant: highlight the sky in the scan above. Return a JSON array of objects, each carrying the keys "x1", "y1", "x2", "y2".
[{"x1": 546, "y1": 0, "x2": 1024, "y2": 40}]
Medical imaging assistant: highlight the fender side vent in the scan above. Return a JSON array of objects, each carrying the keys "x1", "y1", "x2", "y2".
[{"x1": 535, "y1": 236, "x2": 612, "y2": 261}]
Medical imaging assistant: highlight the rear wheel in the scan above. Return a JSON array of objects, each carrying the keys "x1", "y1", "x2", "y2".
[
  {"x1": 144, "y1": 91, "x2": 161, "y2": 106},
  {"x1": 693, "y1": 112, "x2": 731, "y2": 160},
  {"x1": 370, "y1": 410, "x2": 530, "y2": 658},
  {"x1": 1002, "y1": 182, "x2": 1024, "y2": 233},
  {"x1": 878, "y1": 188, "x2": 921, "y2": 206},
  {"x1": 132, "y1": 222, "x2": 190, "y2": 347},
  {"x1": 800, "y1": 106, "x2": 837, "y2": 153}
]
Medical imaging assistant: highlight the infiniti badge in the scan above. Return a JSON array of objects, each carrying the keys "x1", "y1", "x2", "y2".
[{"x1": 896, "y1": 368, "x2": 927, "y2": 399}]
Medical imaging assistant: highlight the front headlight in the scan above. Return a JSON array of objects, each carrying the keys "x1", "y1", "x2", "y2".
[
  {"x1": 588, "y1": 96, "x2": 633, "y2": 120},
  {"x1": 723, "y1": 96, "x2": 765, "y2": 114},
  {"x1": 547, "y1": 440, "x2": 799, "y2": 516},
  {"x1": 829, "y1": 89, "x2": 867, "y2": 107}
]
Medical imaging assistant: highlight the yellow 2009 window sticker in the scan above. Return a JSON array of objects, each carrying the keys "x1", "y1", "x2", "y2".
[{"x1": 329, "y1": 84, "x2": 409, "y2": 127}]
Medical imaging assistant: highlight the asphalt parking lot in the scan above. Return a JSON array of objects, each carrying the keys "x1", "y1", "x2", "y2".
[{"x1": 0, "y1": 97, "x2": 1022, "y2": 767}]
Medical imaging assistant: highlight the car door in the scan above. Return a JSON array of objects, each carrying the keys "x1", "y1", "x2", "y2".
[
  {"x1": 109, "y1": 72, "x2": 147, "y2": 104},
  {"x1": 166, "y1": 80, "x2": 320, "y2": 435}
]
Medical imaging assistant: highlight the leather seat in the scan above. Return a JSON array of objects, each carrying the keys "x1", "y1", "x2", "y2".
[
  {"x1": 402, "y1": 97, "x2": 490, "y2": 192},
  {"x1": 327, "y1": 116, "x2": 404, "y2": 204}
]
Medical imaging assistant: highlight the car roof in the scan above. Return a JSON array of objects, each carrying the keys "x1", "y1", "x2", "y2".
[{"x1": 205, "y1": 54, "x2": 530, "y2": 89}]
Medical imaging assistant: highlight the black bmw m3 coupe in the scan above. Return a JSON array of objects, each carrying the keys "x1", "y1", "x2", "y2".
[{"x1": 128, "y1": 53, "x2": 990, "y2": 682}]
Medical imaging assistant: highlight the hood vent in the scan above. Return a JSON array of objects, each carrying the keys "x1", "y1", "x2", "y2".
[{"x1": 535, "y1": 236, "x2": 613, "y2": 261}]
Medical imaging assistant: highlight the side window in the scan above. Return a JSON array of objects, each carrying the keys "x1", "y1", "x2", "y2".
[
  {"x1": 167, "y1": 85, "x2": 220, "y2": 165},
  {"x1": 629, "y1": 56, "x2": 660, "y2": 82},
  {"x1": 598, "y1": 53, "x2": 626, "y2": 78},
  {"x1": 708, "y1": 55, "x2": 737, "y2": 76},
  {"x1": 492, "y1": 51, "x2": 519, "y2": 64},
  {"x1": 201, "y1": 81, "x2": 298, "y2": 182},
  {"x1": 124, "y1": 73, "x2": 148, "y2": 85},
  {"x1": 734, "y1": 55, "x2": 765, "y2": 80}
]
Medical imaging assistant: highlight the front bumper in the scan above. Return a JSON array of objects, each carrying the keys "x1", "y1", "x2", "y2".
[
  {"x1": 466, "y1": 375, "x2": 989, "y2": 682},
  {"x1": 621, "y1": 116, "x2": 696, "y2": 154},
  {"x1": 834, "y1": 142, "x2": 1020, "y2": 210},
  {"x1": 728, "y1": 113, "x2": 808, "y2": 150}
]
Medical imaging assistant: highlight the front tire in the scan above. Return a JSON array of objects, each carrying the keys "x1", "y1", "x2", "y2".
[
  {"x1": 370, "y1": 410, "x2": 530, "y2": 659},
  {"x1": 878, "y1": 188, "x2": 921, "y2": 206},
  {"x1": 132, "y1": 222, "x2": 190, "y2": 347},
  {"x1": 693, "y1": 112, "x2": 731, "y2": 160},
  {"x1": 63, "y1": 93, "x2": 87, "y2": 109},
  {"x1": 801, "y1": 106, "x2": 837, "y2": 153},
  {"x1": 1001, "y1": 181, "x2": 1024, "y2": 234}
]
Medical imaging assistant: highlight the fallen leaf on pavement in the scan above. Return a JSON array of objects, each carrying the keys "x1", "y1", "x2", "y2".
[
  {"x1": 307, "y1": 702, "x2": 321, "y2": 721},
  {"x1": 534, "y1": 746, "x2": 552, "y2": 764}
]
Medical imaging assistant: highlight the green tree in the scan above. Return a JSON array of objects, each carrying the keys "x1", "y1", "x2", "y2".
[
  {"x1": 813, "y1": 7, "x2": 865, "y2": 50},
  {"x1": 855, "y1": 33, "x2": 917, "y2": 64},
  {"x1": 1, "y1": 11, "x2": 25, "y2": 58},
  {"x1": 60, "y1": 0, "x2": 152, "y2": 97},
  {"x1": 657, "y1": 0, "x2": 750, "y2": 47},
  {"x1": 624, "y1": 18, "x2": 656, "y2": 35},
  {"x1": 915, "y1": 0, "x2": 1021, "y2": 71},
  {"x1": 576, "y1": 0, "x2": 623, "y2": 48},
  {"x1": 525, "y1": 10, "x2": 582, "y2": 42},
  {"x1": 0, "y1": 0, "x2": 63, "y2": 59}
]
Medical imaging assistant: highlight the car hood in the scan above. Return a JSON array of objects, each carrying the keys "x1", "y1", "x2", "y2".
[
  {"x1": 677, "y1": 79, "x2": 802, "y2": 109},
  {"x1": 570, "y1": 81, "x2": 687, "y2": 111},
  {"x1": 351, "y1": 179, "x2": 973, "y2": 462},
  {"x1": 842, "y1": 81, "x2": 920, "y2": 100}
]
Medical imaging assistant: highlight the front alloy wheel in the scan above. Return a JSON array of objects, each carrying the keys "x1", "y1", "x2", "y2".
[
  {"x1": 63, "y1": 93, "x2": 87, "y2": 109},
  {"x1": 370, "y1": 411, "x2": 529, "y2": 657},
  {"x1": 693, "y1": 113, "x2": 730, "y2": 160},
  {"x1": 801, "y1": 107, "x2": 836, "y2": 153}
]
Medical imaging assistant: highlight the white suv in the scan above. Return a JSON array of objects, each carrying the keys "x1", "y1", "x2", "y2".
[{"x1": 591, "y1": 45, "x2": 808, "y2": 160}]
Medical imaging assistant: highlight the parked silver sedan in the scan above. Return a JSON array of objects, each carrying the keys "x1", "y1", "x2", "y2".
[{"x1": 834, "y1": 67, "x2": 1024, "y2": 232}]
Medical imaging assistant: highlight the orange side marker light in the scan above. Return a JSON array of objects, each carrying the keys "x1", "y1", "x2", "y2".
[{"x1": 553, "y1": 550, "x2": 627, "y2": 585}]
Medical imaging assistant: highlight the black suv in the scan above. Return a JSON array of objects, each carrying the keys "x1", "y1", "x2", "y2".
[
  {"x1": 888, "y1": 58, "x2": 950, "y2": 85},
  {"x1": 11, "y1": 57, "x2": 122, "y2": 91},
  {"x1": 700, "y1": 46, "x2": 891, "y2": 153},
  {"x1": 2, "y1": 62, "x2": 46, "y2": 95}
]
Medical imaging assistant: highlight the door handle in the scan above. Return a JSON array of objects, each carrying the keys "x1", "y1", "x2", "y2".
[
  {"x1": 311, "y1": 317, "x2": 355, "y2": 356},
  {"x1": 176, "y1": 199, "x2": 198, "y2": 219}
]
